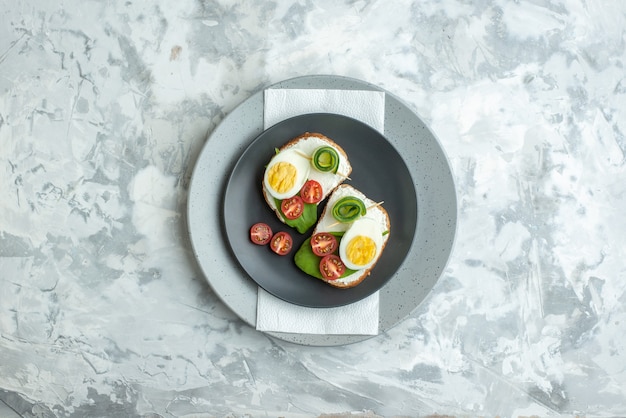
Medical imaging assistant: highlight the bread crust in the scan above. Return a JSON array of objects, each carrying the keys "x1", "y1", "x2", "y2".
[
  {"x1": 314, "y1": 184, "x2": 390, "y2": 289},
  {"x1": 261, "y1": 132, "x2": 352, "y2": 225}
]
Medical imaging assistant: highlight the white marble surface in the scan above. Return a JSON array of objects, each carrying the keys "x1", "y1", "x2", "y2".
[{"x1": 1, "y1": 0, "x2": 626, "y2": 416}]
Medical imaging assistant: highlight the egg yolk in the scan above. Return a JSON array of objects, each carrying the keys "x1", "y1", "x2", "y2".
[
  {"x1": 345, "y1": 236, "x2": 376, "y2": 266},
  {"x1": 267, "y1": 162, "x2": 297, "y2": 194}
]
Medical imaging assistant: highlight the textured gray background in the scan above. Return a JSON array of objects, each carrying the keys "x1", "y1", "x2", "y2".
[{"x1": 1, "y1": 0, "x2": 625, "y2": 416}]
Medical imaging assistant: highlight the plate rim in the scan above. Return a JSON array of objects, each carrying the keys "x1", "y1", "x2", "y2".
[{"x1": 186, "y1": 74, "x2": 458, "y2": 346}]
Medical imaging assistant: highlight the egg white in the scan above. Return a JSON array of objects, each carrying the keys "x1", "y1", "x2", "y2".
[
  {"x1": 263, "y1": 149, "x2": 310, "y2": 200},
  {"x1": 339, "y1": 217, "x2": 383, "y2": 270}
]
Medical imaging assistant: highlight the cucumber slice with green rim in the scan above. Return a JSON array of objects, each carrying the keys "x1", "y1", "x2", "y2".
[
  {"x1": 312, "y1": 146, "x2": 339, "y2": 173},
  {"x1": 332, "y1": 196, "x2": 366, "y2": 223}
]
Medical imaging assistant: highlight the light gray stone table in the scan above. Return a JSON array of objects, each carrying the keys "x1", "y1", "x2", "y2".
[{"x1": 1, "y1": 1, "x2": 625, "y2": 416}]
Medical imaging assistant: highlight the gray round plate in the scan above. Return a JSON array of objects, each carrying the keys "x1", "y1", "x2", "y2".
[
  {"x1": 187, "y1": 75, "x2": 457, "y2": 346},
  {"x1": 223, "y1": 113, "x2": 417, "y2": 308}
]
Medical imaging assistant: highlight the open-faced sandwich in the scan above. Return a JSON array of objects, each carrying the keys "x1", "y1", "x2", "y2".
[
  {"x1": 262, "y1": 132, "x2": 352, "y2": 233},
  {"x1": 294, "y1": 184, "x2": 390, "y2": 288}
]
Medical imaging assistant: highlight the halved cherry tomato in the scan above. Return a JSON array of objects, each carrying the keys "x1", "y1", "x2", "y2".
[
  {"x1": 250, "y1": 222, "x2": 273, "y2": 245},
  {"x1": 300, "y1": 179, "x2": 323, "y2": 204},
  {"x1": 280, "y1": 196, "x2": 304, "y2": 220},
  {"x1": 310, "y1": 232, "x2": 338, "y2": 257},
  {"x1": 270, "y1": 231, "x2": 293, "y2": 255},
  {"x1": 319, "y1": 254, "x2": 345, "y2": 280}
]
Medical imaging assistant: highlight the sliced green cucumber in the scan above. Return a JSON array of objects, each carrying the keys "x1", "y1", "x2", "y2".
[
  {"x1": 331, "y1": 196, "x2": 366, "y2": 223},
  {"x1": 312, "y1": 146, "x2": 339, "y2": 173}
]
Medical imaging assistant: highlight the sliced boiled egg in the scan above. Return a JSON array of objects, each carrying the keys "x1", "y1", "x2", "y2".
[
  {"x1": 263, "y1": 149, "x2": 311, "y2": 200},
  {"x1": 339, "y1": 217, "x2": 383, "y2": 270}
]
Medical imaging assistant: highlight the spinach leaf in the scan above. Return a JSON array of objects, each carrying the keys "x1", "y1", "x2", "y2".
[
  {"x1": 294, "y1": 232, "x2": 357, "y2": 279},
  {"x1": 274, "y1": 198, "x2": 317, "y2": 234}
]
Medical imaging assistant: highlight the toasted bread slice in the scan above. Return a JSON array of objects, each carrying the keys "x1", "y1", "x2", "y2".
[
  {"x1": 295, "y1": 184, "x2": 391, "y2": 288},
  {"x1": 262, "y1": 132, "x2": 352, "y2": 233}
]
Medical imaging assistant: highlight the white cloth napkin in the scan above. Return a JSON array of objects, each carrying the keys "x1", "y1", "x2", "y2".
[
  {"x1": 263, "y1": 88, "x2": 385, "y2": 131},
  {"x1": 256, "y1": 289, "x2": 380, "y2": 335},
  {"x1": 256, "y1": 87, "x2": 385, "y2": 335}
]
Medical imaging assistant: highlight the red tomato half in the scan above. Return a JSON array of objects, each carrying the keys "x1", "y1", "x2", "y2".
[
  {"x1": 300, "y1": 180, "x2": 323, "y2": 204},
  {"x1": 319, "y1": 254, "x2": 346, "y2": 280},
  {"x1": 270, "y1": 231, "x2": 293, "y2": 256},
  {"x1": 310, "y1": 232, "x2": 338, "y2": 257},
  {"x1": 280, "y1": 196, "x2": 304, "y2": 220},
  {"x1": 250, "y1": 222, "x2": 272, "y2": 245}
]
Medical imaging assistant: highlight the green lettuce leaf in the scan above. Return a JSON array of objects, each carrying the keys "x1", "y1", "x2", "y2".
[
  {"x1": 274, "y1": 198, "x2": 317, "y2": 234},
  {"x1": 294, "y1": 232, "x2": 357, "y2": 279}
]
